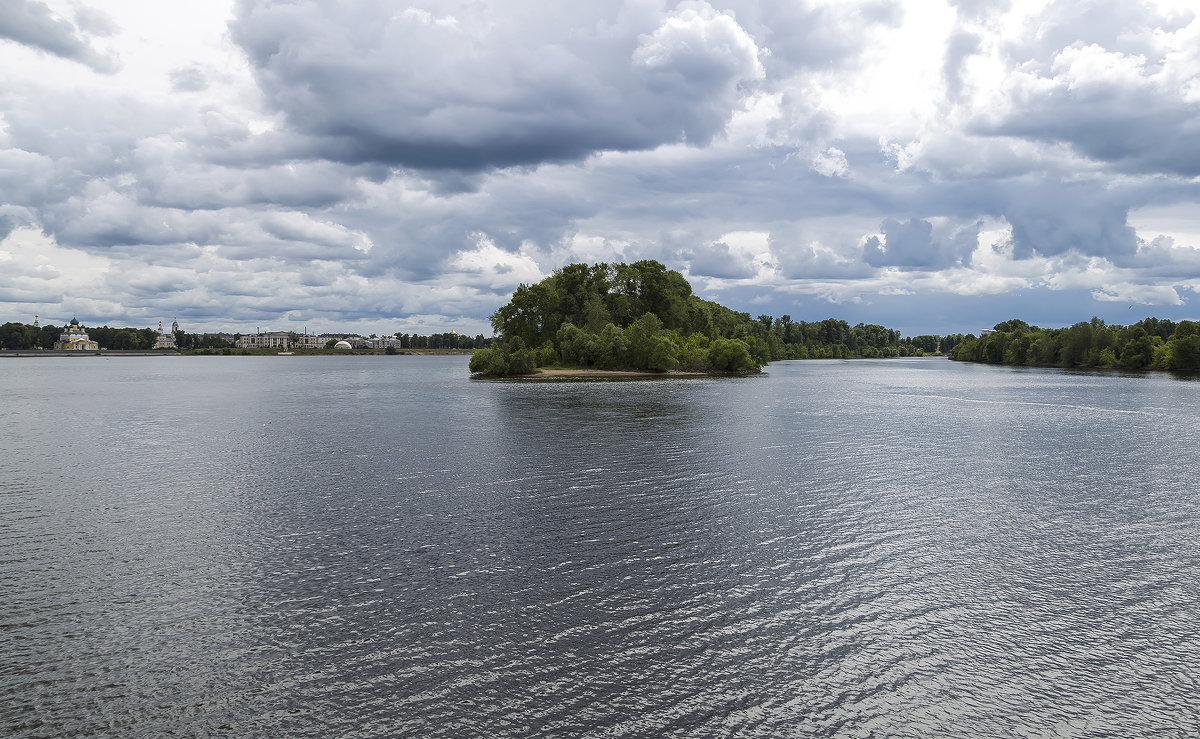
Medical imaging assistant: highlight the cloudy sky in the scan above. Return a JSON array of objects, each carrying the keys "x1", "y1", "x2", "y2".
[{"x1": 3, "y1": 0, "x2": 1200, "y2": 337}]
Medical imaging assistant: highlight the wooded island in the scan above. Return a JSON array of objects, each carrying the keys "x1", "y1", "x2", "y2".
[{"x1": 470, "y1": 261, "x2": 935, "y2": 376}]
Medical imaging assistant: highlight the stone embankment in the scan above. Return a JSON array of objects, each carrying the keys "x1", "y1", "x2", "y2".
[{"x1": 0, "y1": 350, "x2": 181, "y2": 357}]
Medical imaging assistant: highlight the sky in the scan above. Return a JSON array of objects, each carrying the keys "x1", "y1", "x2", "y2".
[{"x1": 2, "y1": 0, "x2": 1200, "y2": 338}]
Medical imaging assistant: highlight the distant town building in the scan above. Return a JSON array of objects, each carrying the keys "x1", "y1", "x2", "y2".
[
  {"x1": 153, "y1": 319, "x2": 177, "y2": 349},
  {"x1": 366, "y1": 336, "x2": 401, "y2": 349},
  {"x1": 53, "y1": 317, "x2": 99, "y2": 351},
  {"x1": 321, "y1": 334, "x2": 369, "y2": 348},
  {"x1": 293, "y1": 334, "x2": 324, "y2": 350},
  {"x1": 234, "y1": 331, "x2": 324, "y2": 350},
  {"x1": 235, "y1": 331, "x2": 290, "y2": 350}
]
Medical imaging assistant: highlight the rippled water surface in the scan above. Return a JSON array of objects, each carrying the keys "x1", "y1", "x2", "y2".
[{"x1": 2, "y1": 355, "x2": 1199, "y2": 737}]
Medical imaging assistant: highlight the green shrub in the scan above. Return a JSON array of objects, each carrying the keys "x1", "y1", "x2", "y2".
[{"x1": 707, "y1": 338, "x2": 756, "y2": 372}]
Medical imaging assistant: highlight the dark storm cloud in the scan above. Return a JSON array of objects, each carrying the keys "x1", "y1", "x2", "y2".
[
  {"x1": 122, "y1": 273, "x2": 197, "y2": 299},
  {"x1": 688, "y1": 241, "x2": 758, "y2": 279},
  {"x1": 229, "y1": 0, "x2": 764, "y2": 171},
  {"x1": 0, "y1": 204, "x2": 36, "y2": 240},
  {"x1": 870, "y1": 172, "x2": 1181, "y2": 267},
  {"x1": 353, "y1": 215, "x2": 514, "y2": 282},
  {"x1": 983, "y1": 78, "x2": 1200, "y2": 177},
  {"x1": 775, "y1": 243, "x2": 874, "y2": 280},
  {"x1": 862, "y1": 218, "x2": 979, "y2": 270},
  {"x1": 0, "y1": 0, "x2": 117, "y2": 72},
  {"x1": 44, "y1": 201, "x2": 225, "y2": 249},
  {"x1": 1001, "y1": 182, "x2": 1138, "y2": 261},
  {"x1": 259, "y1": 212, "x2": 369, "y2": 260}
]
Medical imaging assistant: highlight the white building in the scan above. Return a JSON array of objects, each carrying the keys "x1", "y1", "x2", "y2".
[{"x1": 234, "y1": 331, "x2": 324, "y2": 350}]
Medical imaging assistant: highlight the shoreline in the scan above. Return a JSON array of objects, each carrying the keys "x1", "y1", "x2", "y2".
[
  {"x1": 533, "y1": 367, "x2": 708, "y2": 378},
  {"x1": 483, "y1": 367, "x2": 724, "y2": 380},
  {"x1": 0, "y1": 350, "x2": 182, "y2": 357},
  {"x1": 0, "y1": 348, "x2": 475, "y2": 358}
]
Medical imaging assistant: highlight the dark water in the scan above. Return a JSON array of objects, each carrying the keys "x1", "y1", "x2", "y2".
[{"x1": 2, "y1": 355, "x2": 1199, "y2": 737}]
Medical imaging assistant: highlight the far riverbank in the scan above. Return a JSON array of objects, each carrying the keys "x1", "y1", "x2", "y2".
[
  {"x1": 0, "y1": 348, "x2": 477, "y2": 358},
  {"x1": 0, "y1": 350, "x2": 181, "y2": 358}
]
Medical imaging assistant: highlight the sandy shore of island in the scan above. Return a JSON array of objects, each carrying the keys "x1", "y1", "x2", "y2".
[{"x1": 514, "y1": 367, "x2": 711, "y2": 379}]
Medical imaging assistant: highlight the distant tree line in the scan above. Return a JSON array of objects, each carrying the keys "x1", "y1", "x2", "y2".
[
  {"x1": 172, "y1": 331, "x2": 233, "y2": 350},
  {"x1": 0, "y1": 322, "x2": 163, "y2": 350},
  {"x1": 0, "y1": 322, "x2": 70, "y2": 349},
  {"x1": 391, "y1": 332, "x2": 493, "y2": 350},
  {"x1": 950, "y1": 317, "x2": 1200, "y2": 371},
  {"x1": 0, "y1": 322, "x2": 494, "y2": 352},
  {"x1": 0, "y1": 322, "x2": 242, "y2": 351},
  {"x1": 472, "y1": 261, "x2": 946, "y2": 376}
]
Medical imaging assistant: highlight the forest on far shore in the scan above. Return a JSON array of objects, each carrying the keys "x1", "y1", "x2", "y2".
[
  {"x1": 950, "y1": 317, "x2": 1200, "y2": 371},
  {"x1": 471, "y1": 260, "x2": 958, "y2": 376}
]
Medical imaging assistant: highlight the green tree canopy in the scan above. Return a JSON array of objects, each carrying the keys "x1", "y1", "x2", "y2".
[{"x1": 475, "y1": 261, "x2": 923, "y2": 375}]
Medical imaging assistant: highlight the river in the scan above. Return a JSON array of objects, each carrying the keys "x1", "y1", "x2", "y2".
[{"x1": 2, "y1": 355, "x2": 1198, "y2": 737}]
